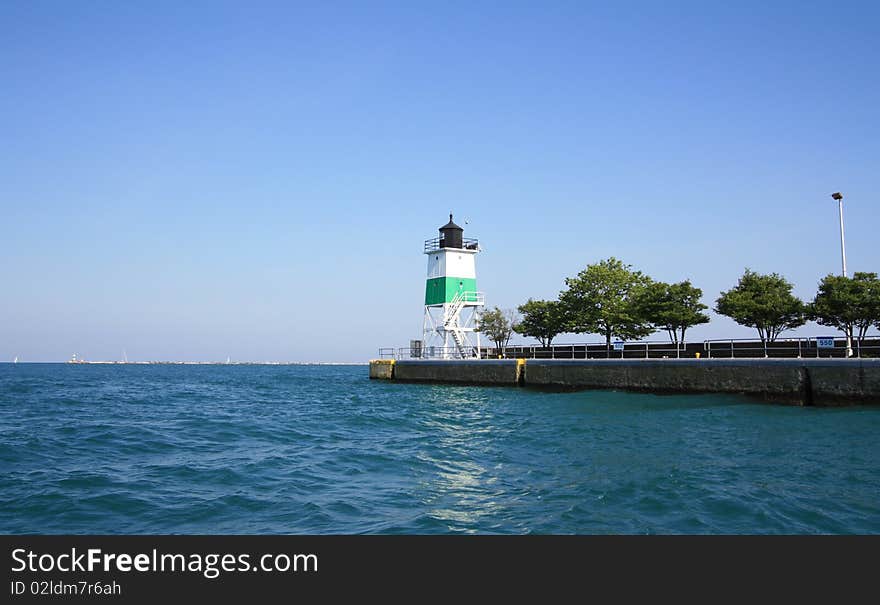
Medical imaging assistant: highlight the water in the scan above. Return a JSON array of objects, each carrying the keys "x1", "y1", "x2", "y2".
[{"x1": 1, "y1": 364, "x2": 878, "y2": 534}]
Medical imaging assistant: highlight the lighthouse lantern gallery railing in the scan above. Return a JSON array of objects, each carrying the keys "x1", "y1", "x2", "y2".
[{"x1": 423, "y1": 237, "x2": 479, "y2": 253}]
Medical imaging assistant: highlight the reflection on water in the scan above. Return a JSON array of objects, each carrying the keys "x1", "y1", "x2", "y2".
[{"x1": 418, "y1": 388, "x2": 503, "y2": 530}]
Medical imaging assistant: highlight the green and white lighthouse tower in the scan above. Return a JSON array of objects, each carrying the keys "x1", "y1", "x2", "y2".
[{"x1": 423, "y1": 214, "x2": 484, "y2": 358}]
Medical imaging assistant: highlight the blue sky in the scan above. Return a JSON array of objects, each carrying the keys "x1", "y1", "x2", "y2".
[{"x1": 2, "y1": 1, "x2": 878, "y2": 362}]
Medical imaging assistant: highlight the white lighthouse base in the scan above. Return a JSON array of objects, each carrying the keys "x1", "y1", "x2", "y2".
[{"x1": 422, "y1": 293, "x2": 484, "y2": 359}]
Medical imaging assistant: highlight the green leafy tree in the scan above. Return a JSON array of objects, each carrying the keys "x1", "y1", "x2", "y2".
[
  {"x1": 635, "y1": 280, "x2": 710, "y2": 347},
  {"x1": 559, "y1": 257, "x2": 653, "y2": 351},
  {"x1": 476, "y1": 306, "x2": 519, "y2": 350},
  {"x1": 715, "y1": 269, "x2": 807, "y2": 344},
  {"x1": 515, "y1": 299, "x2": 566, "y2": 347},
  {"x1": 810, "y1": 272, "x2": 880, "y2": 346}
]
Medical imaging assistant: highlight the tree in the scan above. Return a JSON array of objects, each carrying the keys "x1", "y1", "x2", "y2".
[
  {"x1": 810, "y1": 272, "x2": 880, "y2": 347},
  {"x1": 515, "y1": 299, "x2": 566, "y2": 347},
  {"x1": 559, "y1": 257, "x2": 653, "y2": 351},
  {"x1": 635, "y1": 280, "x2": 710, "y2": 349},
  {"x1": 715, "y1": 269, "x2": 807, "y2": 344},
  {"x1": 476, "y1": 306, "x2": 519, "y2": 350}
]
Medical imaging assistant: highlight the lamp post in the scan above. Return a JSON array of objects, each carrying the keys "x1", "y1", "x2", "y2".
[
  {"x1": 831, "y1": 192, "x2": 847, "y2": 277},
  {"x1": 831, "y1": 192, "x2": 852, "y2": 357}
]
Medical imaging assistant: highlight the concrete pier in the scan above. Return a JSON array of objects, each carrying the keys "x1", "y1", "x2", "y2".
[
  {"x1": 369, "y1": 359, "x2": 395, "y2": 379},
  {"x1": 393, "y1": 359, "x2": 523, "y2": 385},
  {"x1": 368, "y1": 358, "x2": 880, "y2": 406}
]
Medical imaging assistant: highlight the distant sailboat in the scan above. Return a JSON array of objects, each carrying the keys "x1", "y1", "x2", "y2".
[
  {"x1": 226, "y1": 356, "x2": 231, "y2": 364},
  {"x1": 13, "y1": 356, "x2": 18, "y2": 364}
]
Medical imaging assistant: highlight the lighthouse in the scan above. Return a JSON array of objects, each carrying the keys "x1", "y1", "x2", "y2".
[{"x1": 422, "y1": 214, "x2": 485, "y2": 358}]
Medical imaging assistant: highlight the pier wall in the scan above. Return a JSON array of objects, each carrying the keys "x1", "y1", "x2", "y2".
[
  {"x1": 393, "y1": 359, "x2": 521, "y2": 385},
  {"x1": 524, "y1": 359, "x2": 807, "y2": 403},
  {"x1": 368, "y1": 358, "x2": 880, "y2": 406},
  {"x1": 369, "y1": 359, "x2": 395, "y2": 379}
]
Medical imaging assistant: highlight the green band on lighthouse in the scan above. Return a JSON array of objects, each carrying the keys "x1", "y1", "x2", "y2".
[{"x1": 425, "y1": 277, "x2": 478, "y2": 305}]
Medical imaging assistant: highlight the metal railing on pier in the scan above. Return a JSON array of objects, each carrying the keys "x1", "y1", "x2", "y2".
[
  {"x1": 378, "y1": 336, "x2": 880, "y2": 361},
  {"x1": 485, "y1": 341, "x2": 690, "y2": 360},
  {"x1": 702, "y1": 337, "x2": 880, "y2": 359},
  {"x1": 397, "y1": 346, "x2": 480, "y2": 360}
]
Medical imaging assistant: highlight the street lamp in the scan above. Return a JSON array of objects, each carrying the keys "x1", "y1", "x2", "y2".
[
  {"x1": 831, "y1": 192, "x2": 852, "y2": 357},
  {"x1": 831, "y1": 192, "x2": 847, "y2": 277}
]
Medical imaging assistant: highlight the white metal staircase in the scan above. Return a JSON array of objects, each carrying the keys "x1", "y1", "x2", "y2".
[{"x1": 443, "y1": 290, "x2": 483, "y2": 358}]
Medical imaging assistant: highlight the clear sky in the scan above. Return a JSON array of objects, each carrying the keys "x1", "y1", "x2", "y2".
[{"x1": 2, "y1": 1, "x2": 878, "y2": 362}]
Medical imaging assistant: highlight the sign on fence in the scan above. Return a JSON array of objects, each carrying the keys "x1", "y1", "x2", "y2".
[
  {"x1": 613, "y1": 341, "x2": 625, "y2": 351},
  {"x1": 816, "y1": 337, "x2": 835, "y2": 349}
]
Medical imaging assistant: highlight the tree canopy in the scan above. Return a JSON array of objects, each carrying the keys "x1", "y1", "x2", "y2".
[
  {"x1": 559, "y1": 257, "x2": 653, "y2": 348},
  {"x1": 515, "y1": 299, "x2": 566, "y2": 347},
  {"x1": 476, "y1": 306, "x2": 519, "y2": 350},
  {"x1": 715, "y1": 269, "x2": 806, "y2": 344},
  {"x1": 511, "y1": 257, "x2": 878, "y2": 353},
  {"x1": 810, "y1": 272, "x2": 880, "y2": 344},
  {"x1": 634, "y1": 280, "x2": 709, "y2": 346}
]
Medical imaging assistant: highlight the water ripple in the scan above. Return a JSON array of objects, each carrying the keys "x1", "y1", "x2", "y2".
[{"x1": 1, "y1": 364, "x2": 879, "y2": 534}]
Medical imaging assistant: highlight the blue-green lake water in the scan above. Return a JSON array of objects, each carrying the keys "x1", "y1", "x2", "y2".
[{"x1": 1, "y1": 363, "x2": 878, "y2": 534}]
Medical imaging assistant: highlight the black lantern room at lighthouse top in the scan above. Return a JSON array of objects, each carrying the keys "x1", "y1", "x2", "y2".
[
  {"x1": 425, "y1": 214, "x2": 480, "y2": 254},
  {"x1": 439, "y1": 214, "x2": 463, "y2": 249},
  {"x1": 424, "y1": 214, "x2": 479, "y2": 253}
]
